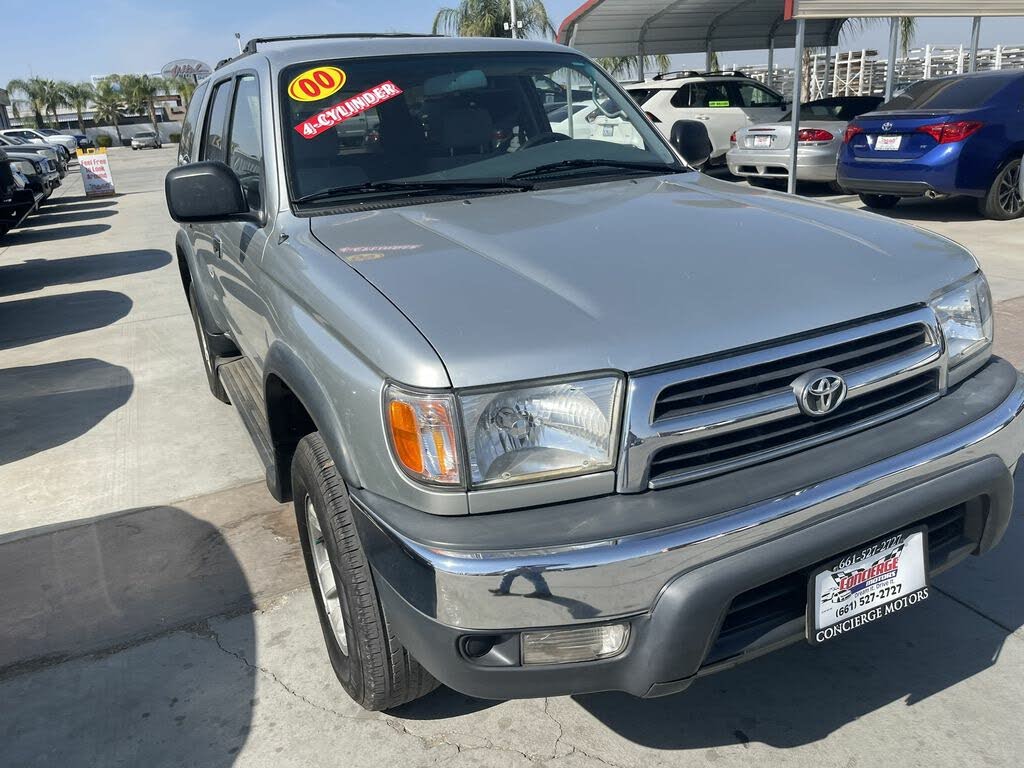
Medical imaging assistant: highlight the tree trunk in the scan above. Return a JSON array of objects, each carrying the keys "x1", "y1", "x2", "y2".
[
  {"x1": 77, "y1": 108, "x2": 86, "y2": 134},
  {"x1": 34, "y1": 111, "x2": 44, "y2": 128},
  {"x1": 114, "y1": 120, "x2": 122, "y2": 144}
]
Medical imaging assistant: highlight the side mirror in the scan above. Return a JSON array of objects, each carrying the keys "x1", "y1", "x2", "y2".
[
  {"x1": 670, "y1": 119, "x2": 713, "y2": 171},
  {"x1": 165, "y1": 161, "x2": 252, "y2": 223}
]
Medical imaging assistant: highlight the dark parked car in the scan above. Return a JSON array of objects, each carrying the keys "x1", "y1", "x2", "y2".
[
  {"x1": 0, "y1": 149, "x2": 39, "y2": 236},
  {"x1": 838, "y1": 70, "x2": 1024, "y2": 219}
]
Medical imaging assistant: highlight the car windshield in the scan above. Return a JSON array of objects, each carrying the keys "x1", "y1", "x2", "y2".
[
  {"x1": 280, "y1": 51, "x2": 681, "y2": 205},
  {"x1": 782, "y1": 97, "x2": 883, "y2": 122},
  {"x1": 876, "y1": 75, "x2": 1014, "y2": 111},
  {"x1": 38, "y1": 129, "x2": 58, "y2": 135}
]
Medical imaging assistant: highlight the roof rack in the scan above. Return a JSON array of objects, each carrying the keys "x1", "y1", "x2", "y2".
[
  {"x1": 241, "y1": 32, "x2": 440, "y2": 55},
  {"x1": 652, "y1": 70, "x2": 701, "y2": 81},
  {"x1": 700, "y1": 70, "x2": 752, "y2": 78}
]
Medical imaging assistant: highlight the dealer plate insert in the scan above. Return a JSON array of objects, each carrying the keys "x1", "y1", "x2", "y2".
[{"x1": 808, "y1": 526, "x2": 929, "y2": 645}]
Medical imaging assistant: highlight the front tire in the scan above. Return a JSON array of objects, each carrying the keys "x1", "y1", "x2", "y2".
[
  {"x1": 859, "y1": 193, "x2": 900, "y2": 210},
  {"x1": 292, "y1": 433, "x2": 437, "y2": 711},
  {"x1": 978, "y1": 159, "x2": 1023, "y2": 220}
]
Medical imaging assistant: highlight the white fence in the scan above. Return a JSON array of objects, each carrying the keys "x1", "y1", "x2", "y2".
[{"x1": 741, "y1": 43, "x2": 1024, "y2": 100}]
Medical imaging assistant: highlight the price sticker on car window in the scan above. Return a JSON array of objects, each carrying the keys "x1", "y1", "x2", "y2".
[
  {"x1": 288, "y1": 66, "x2": 347, "y2": 102},
  {"x1": 708, "y1": 100, "x2": 730, "y2": 108},
  {"x1": 294, "y1": 81, "x2": 404, "y2": 139}
]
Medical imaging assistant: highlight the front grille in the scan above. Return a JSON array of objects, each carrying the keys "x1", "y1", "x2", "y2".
[
  {"x1": 620, "y1": 308, "x2": 945, "y2": 492},
  {"x1": 703, "y1": 503, "x2": 975, "y2": 667},
  {"x1": 649, "y1": 370, "x2": 939, "y2": 483}
]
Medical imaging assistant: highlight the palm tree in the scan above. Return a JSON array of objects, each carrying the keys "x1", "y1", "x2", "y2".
[
  {"x1": 432, "y1": 0, "x2": 554, "y2": 38},
  {"x1": 6, "y1": 77, "x2": 49, "y2": 128},
  {"x1": 166, "y1": 76, "x2": 198, "y2": 107},
  {"x1": 597, "y1": 55, "x2": 672, "y2": 80},
  {"x1": 117, "y1": 74, "x2": 167, "y2": 133},
  {"x1": 91, "y1": 80, "x2": 125, "y2": 144},
  {"x1": 44, "y1": 80, "x2": 72, "y2": 129},
  {"x1": 63, "y1": 82, "x2": 95, "y2": 134}
]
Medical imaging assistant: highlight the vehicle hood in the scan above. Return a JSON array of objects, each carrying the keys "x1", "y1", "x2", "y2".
[{"x1": 310, "y1": 174, "x2": 977, "y2": 388}]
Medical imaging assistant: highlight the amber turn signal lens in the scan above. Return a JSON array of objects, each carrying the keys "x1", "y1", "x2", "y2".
[
  {"x1": 385, "y1": 388, "x2": 461, "y2": 486},
  {"x1": 389, "y1": 401, "x2": 424, "y2": 475}
]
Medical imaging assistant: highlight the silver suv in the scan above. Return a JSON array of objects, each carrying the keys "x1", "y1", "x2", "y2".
[{"x1": 166, "y1": 34, "x2": 1023, "y2": 711}]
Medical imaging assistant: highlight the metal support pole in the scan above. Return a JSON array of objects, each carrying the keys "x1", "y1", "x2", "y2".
[
  {"x1": 788, "y1": 19, "x2": 806, "y2": 196},
  {"x1": 884, "y1": 18, "x2": 899, "y2": 102},
  {"x1": 823, "y1": 45, "x2": 832, "y2": 98},
  {"x1": 509, "y1": 0, "x2": 518, "y2": 39},
  {"x1": 638, "y1": 43, "x2": 646, "y2": 81},
  {"x1": 767, "y1": 37, "x2": 775, "y2": 88},
  {"x1": 706, "y1": 49, "x2": 714, "y2": 72},
  {"x1": 969, "y1": 17, "x2": 982, "y2": 73}
]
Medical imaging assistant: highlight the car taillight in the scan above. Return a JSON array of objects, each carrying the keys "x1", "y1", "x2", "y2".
[
  {"x1": 843, "y1": 125, "x2": 865, "y2": 143},
  {"x1": 645, "y1": 111, "x2": 661, "y2": 123},
  {"x1": 917, "y1": 120, "x2": 984, "y2": 144},
  {"x1": 798, "y1": 128, "x2": 834, "y2": 143},
  {"x1": 729, "y1": 131, "x2": 737, "y2": 144}
]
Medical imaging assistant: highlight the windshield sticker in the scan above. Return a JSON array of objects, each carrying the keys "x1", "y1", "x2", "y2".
[
  {"x1": 708, "y1": 100, "x2": 730, "y2": 108},
  {"x1": 288, "y1": 66, "x2": 347, "y2": 102},
  {"x1": 294, "y1": 81, "x2": 403, "y2": 139}
]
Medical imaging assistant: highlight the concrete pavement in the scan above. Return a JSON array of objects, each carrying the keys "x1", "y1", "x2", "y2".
[{"x1": 1, "y1": 153, "x2": 1022, "y2": 767}]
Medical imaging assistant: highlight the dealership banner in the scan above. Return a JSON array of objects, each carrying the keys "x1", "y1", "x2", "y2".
[
  {"x1": 787, "y1": 0, "x2": 1024, "y2": 17},
  {"x1": 77, "y1": 148, "x2": 116, "y2": 197}
]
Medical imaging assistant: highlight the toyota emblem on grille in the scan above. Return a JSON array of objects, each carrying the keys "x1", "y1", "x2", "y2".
[
  {"x1": 793, "y1": 369, "x2": 848, "y2": 417},
  {"x1": 881, "y1": 121, "x2": 894, "y2": 132}
]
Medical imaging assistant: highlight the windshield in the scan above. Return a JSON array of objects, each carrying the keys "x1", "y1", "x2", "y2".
[
  {"x1": 782, "y1": 97, "x2": 883, "y2": 122},
  {"x1": 38, "y1": 129, "x2": 58, "y2": 135},
  {"x1": 876, "y1": 75, "x2": 1014, "y2": 111},
  {"x1": 280, "y1": 51, "x2": 680, "y2": 205}
]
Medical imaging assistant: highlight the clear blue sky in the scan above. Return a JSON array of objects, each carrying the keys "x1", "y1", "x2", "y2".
[{"x1": 2, "y1": 0, "x2": 1023, "y2": 87}]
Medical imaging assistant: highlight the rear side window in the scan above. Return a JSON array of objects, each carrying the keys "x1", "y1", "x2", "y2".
[
  {"x1": 226, "y1": 75, "x2": 264, "y2": 212},
  {"x1": 178, "y1": 80, "x2": 210, "y2": 164},
  {"x1": 878, "y1": 75, "x2": 1013, "y2": 111},
  {"x1": 201, "y1": 80, "x2": 233, "y2": 163}
]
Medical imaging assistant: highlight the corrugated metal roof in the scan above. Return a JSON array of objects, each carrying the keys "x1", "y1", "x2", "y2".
[
  {"x1": 790, "y1": 0, "x2": 1024, "y2": 18},
  {"x1": 558, "y1": 0, "x2": 845, "y2": 57}
]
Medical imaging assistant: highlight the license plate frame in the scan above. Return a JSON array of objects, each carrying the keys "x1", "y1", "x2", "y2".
[
  {"x1": 807, "y1": 526, "x2": 930, "y2": 645},
  {"x1": 875, "y1": 134, "x2": 902, "y2": 151},
  {"x1": 753, "y1": 135, "x2": 773, "y2": 148}
]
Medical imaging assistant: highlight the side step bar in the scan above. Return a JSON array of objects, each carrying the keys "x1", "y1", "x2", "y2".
[{"x1": 217, "y1": 357, "x2": 286, "y2": 500}]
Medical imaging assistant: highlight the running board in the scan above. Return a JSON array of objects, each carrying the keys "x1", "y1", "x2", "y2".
[{"x1": 217, "y1": 357, "x2": 286, "y2": 500}]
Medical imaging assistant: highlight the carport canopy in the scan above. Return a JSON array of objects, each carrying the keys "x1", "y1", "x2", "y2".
[{"x1": 556, "y1": 0, "x2": 845, "y2": 58}]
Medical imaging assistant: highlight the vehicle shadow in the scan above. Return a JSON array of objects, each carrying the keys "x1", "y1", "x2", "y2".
[
  {"x1": 0, "y1": 505, "x2": 256, "y2": 767},
  {"x1": 0, "y1": 290, "x2": 132, "y2": 350},
  {"x1": 0, "y1": 359, "x2": 133, "y2": 466},
  {"x1": 857, "y1": 196, "x2": 988, "y2": 223},
  {"x1": 0, "y1": 249, "x2": 172, "y2": 298},
  {"x1": 2, "y1": 223, "x2": 111, "y2": 244},
  {"x1": 20, "y1": 208, "x2": 118, "y2": 227},
  {"x1": 573, "y1": 468, "x2": 1024, "y2": 750}
]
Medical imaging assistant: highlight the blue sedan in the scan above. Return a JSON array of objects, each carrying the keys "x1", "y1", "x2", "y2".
[{"x1": 838, "y1": 70, "x2": 1024, "y2": 220}]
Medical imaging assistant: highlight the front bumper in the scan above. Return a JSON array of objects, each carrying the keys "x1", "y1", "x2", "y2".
[
  {"x1": 727, "y1": 145, "x2": 838, "y2": 183},
  {"x1": 355, "y1": 360, "x2": 1024, "y2": 699}
]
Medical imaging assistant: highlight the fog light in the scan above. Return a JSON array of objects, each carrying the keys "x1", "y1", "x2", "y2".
[{"x1": 521, "y1": 624, "x2": 629, "y2": 666}]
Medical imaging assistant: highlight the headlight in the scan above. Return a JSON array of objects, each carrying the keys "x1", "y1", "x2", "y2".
[
  {"x1": 931, "y1": 272, "x2": 993, "y2": 384},
  {"x1": 11, "y1": 160, "x2": 35, "y2": 176},
  {"x1": 459, "y1": 375, "x2": 623, "y2": 488}
]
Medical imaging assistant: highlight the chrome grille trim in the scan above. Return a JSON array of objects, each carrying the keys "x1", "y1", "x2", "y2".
[{"x1": 618, "y1": 308, "x2": 946, "y2": 493}]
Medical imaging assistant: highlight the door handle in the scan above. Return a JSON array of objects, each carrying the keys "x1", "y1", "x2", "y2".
[{"x1": 695, "y1": 115, "x2": 712, "y2": 121}]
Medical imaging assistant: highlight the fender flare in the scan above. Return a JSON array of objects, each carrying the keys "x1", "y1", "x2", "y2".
[{"x1": 262, "y1": 341, "x2": 363, "y2": 491}]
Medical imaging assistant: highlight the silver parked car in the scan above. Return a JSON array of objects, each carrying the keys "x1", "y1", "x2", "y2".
[
  {"x1": 165, "y1": 35, "x2": 1023, "y2": 711},
  {"x1": 728, "y1": 96, "x2": 883, "y2": 190},
  {"x1": 131, "y1": 130, "x2": 162, "y2": 150}
]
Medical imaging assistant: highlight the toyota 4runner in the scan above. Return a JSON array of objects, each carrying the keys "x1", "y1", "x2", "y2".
[{"x1": 165, "y1": 34, "x2": 1024, "y2": 711}]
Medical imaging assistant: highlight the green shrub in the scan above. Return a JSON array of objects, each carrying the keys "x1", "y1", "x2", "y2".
[
  {"x1": 95, "y1": 135, "x2": 113, "y2": 148},
  {"x1": 169, "y1": 132, "x2": 181, "y2": 143}
]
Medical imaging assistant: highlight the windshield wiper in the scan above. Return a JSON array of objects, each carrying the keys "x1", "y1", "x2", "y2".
[
  {"x1": 509, "y1": 158, "x2": 679, "y2": 180},
  {"x1": 294, "y1": 178, "x2": 533, "y2": 205}
]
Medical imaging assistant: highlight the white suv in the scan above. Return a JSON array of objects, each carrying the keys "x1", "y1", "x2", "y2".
[
  {"x1": 625, "y1": 72, "x2": 787, "y2": 162},
  {"x1": 1, "y1": 128, "x2": 79, "y2": 155}
]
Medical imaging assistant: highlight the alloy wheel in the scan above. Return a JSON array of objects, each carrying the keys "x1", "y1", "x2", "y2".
[
  {"x1": 997, "y1": 162, "x2": 1022, "y2": 216},
  {"x1": 306, "y1": 496, "x2": 348, "y2": 655}
]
